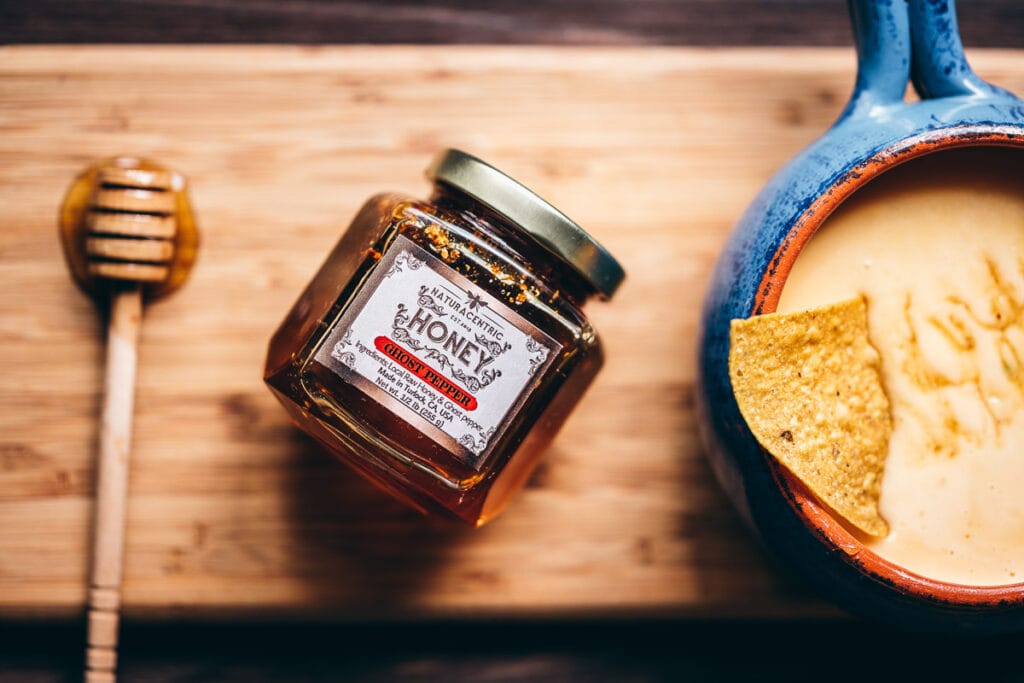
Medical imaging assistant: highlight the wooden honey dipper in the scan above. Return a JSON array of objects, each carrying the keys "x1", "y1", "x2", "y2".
[{"x1": 59, "y1": 157, "x2": 199, "y2": 683}]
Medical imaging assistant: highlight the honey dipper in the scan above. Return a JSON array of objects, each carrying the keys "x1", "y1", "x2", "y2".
[{"x1": 59, "y1": 157, "x2": 198, "y2": 683}]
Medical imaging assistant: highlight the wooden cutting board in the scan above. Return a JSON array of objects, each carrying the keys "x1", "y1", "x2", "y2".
[{"x1": 3, "y1": 46, "x2": 1022, "y2": 619}]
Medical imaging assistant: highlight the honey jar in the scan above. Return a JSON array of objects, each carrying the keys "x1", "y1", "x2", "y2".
[{"x1": 265, "y1": 150, "x2": 624, "y2": 525}]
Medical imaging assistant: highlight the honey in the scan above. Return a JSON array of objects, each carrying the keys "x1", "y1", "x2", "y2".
[{"x1": 264, "y1": 150, "x2": 624, "y2": 525}]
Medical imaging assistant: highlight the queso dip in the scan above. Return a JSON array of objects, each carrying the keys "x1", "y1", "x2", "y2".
[{"x1": 777, "y1": 147, "x2": 1024, "y2": 586}]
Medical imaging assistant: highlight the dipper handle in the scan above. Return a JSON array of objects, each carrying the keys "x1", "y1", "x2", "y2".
[{"x1": 85, "y1": 286, "x2": 142, "y2": 683}]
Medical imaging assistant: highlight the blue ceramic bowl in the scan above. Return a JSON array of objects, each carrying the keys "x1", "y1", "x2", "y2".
[{"x1": 698, "y1": 0, "x2": 1024, "y2": 632}]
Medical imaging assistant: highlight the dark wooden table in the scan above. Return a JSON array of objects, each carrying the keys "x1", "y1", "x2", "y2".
[
  {"x1": 3, "y1": 2, "x2": 1023, "y2": 681},
  {"x1": 3, "y1": 0, "x2": 1022, "y2": 46},
  {"x1": 5, "y1": 617, "x2": 1024, "y2": 683}
]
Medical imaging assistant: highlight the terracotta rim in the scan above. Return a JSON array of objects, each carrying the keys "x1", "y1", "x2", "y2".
[{"x1": 754, "y1": 124, "x2": 1024, "y2": 608}]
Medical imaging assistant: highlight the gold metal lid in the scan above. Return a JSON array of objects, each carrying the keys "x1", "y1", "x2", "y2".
[{"x1": 425, "y1": 149, "x2": 625, "y2": 299}]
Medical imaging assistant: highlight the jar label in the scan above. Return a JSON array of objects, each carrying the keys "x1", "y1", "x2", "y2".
[{"x1": 314, "y1": 234, "x2": 561, "y2": 469}]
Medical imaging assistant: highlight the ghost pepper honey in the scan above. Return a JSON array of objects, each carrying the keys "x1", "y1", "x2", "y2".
[{"x1": 264, "y1": 149, "x2": 625, "y2": 525}]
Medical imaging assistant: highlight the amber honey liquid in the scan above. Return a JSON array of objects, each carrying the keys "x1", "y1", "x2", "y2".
[
  {"x1": 777, "y1": 147, "x2": 1024, "y2": 585},
  {"x1": 266, "y1": 192, "x2": 602, "y2": 525}
]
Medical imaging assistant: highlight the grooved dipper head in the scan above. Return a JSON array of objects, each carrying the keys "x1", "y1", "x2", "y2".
[{"x1": 60, "y1": 157, "x2": 199, "y2": 300}]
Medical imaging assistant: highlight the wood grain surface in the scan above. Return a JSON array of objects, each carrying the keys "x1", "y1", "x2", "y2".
[
  {"x1": 3, "y1": 0, "x2": 1023, "y2": 47},
  {"x1": 2, "y1": 46, "x2": 1022, "y2": 620}
]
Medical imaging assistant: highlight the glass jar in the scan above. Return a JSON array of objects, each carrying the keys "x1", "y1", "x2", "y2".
[{"x1": 264, "y1": 150, "x2": 625, "y2": 526}]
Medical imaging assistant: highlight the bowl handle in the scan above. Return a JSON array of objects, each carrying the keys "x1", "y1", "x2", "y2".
[
  {"x1": 908, "y1": 0, "x2": 1013, "y2": 100},
  {"x1": 843, "y1": 0, "x2": 1015, "y2": 121},
  {"x1": 843, "y1": 0, "x2": 912, "y2": 118}
]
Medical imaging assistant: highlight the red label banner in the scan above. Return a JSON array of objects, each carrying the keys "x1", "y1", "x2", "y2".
[{"x1": 374, "y1": 336, "x2": 478, "y2": 411}]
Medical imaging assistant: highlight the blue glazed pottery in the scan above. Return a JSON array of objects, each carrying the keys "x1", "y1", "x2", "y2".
[{"x1": 697, "y1": 0, "x2": 1024, "y2": 632}]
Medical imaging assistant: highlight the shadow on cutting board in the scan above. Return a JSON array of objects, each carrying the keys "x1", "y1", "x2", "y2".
[{"x1": 280, "y1": 429, "x2": 475, "y2": 614}]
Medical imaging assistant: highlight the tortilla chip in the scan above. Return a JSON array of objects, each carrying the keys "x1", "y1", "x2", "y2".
[{"x1": 729, "y1": 296, "x2": 892, "y2": 537}]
